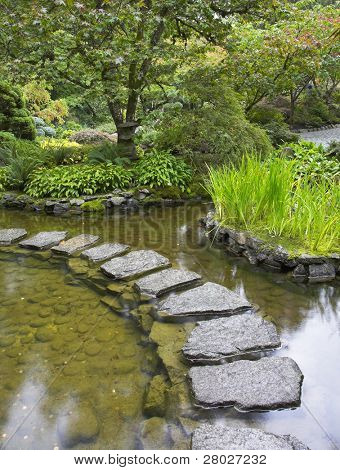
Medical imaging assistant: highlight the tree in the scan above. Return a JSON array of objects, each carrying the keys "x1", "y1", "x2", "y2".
[
  {"x1": 221, "y1": 2, "x2": 339, "y2": 123},
  {"x1": 0, "y1": 0, "x2": 276, "y2": 158}
]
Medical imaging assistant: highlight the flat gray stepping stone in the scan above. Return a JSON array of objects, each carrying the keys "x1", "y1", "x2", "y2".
[
  {"x1": 158, "y1": 282, "x2": 251, "y2": 317},
  {"x1": 0, "y1": 228, "x2": 27, "y2": 246},
  {"x1": 134, "y1": 268, "x2": 201, "y2": 297},
  {"x1": 51, "y1": 234, "x2": 99, "y2": 256},
  {"x1": 81, "y1": 242, "x2": 129, "y2": 262},
  {"x1": 183, "y1": 313, "x2": 280, "y2": 362},
  {"x1": 189, "y1": 356, "x2": 303, "y2": 411},
  {"x1": 192, "y1": 424, "x2": 308, "y2": 450},
  {"x1": 19, "y1": 231, "x2": 68, "y2": 250},
  {"x1": 100, "y1": 250, "x2": 171, "y2": 280}
]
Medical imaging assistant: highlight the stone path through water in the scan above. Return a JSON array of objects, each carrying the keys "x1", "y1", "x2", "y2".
[{"x1": 0, "y1": 228, "x2": 308, "y2": 450}]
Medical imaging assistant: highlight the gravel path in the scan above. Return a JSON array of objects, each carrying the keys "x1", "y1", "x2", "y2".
[{"x1": 298, "y1": 126, "x2": 339, "y2": 146}]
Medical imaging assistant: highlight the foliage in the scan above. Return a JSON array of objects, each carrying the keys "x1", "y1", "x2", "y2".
[
  {"x1": 23, "y1": 81, "x2": 68, "y2": 125},
  {"x1": 0, "y1": 167, "x2": 8, "y2": 191},
  {"x1": 0, "y1": 139, "x2": 48, "y2": 189},
  {"x1": 0, "y1": 131, "x2": 16, "y2": 144},
  {"x1": 223, "y1": 5, "x2": 339, "y2": 120},
  {"x1": 87, "y1": 142, "x2": 130, "y2": 166},
  {"x1": 293, "y1": 91, "x2": 339, "y2": 128},
  {"x1": 248, "y1": 104, "x2": 299, "y2": 146},
  {"x1": 207, "y1": 154, "x2": 339, "y2": 254},
  {"x1": 0, "y1": 80, "x2": 36, "y2": 140},
  {"x1": 281, "y1": 140, "x2": 340, "y2": 182},
  {"x1": 26, "y1": 164, "x2": 132, "y2": 198},
  {"x1": 142, "y1": 72, "x2": 272, "y2": 166},
  {"x1": 40, "y1": 138, "x2": 85, "y2": 165},
  {"x1": 0, "y1": 0, "x2": 278, "y2": 158},
  {"x1": 134, "y1": 150, "x2": 192, "y2": 190}
]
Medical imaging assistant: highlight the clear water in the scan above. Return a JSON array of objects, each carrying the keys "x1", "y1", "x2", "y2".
[{"x1": 0, "y1": 205, "x2": 339, "y2": 450}]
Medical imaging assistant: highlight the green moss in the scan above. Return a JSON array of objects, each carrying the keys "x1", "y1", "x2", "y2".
[{"x1": 80, "y1": 199, "x2": 105, "y2": 212}]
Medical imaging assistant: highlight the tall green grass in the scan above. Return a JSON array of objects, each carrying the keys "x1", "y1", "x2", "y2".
[{"x1": 207, "y1": 154, "x2": 339, "y2": 254}]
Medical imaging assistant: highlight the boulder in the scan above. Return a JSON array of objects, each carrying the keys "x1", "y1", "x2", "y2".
[
  {"x1": 81, "y1": 243, "x2": 129, "y2": 262},
  {"x1": 308, "y1": 263, "x2": 336, "y2": 283},
  {"x1": 100, "y1": 250, "x2": 171, "y2": 280},
  {"x1": 158, "y1": 282, "x2": 252, "y2": 318},
  {"x1": 144, "y1": 375, "x2": 168, "y2": 417},
  {"x1": 192, "y1": 424, "x2": 308, "y2": 450},
  {"x1": 134, "y1": 268, "x2": 201, "y2": 297},
  {"x1": 189, "y1": 356, "x2": 303, "y2": 411},
  {"x1": 19, "y1": 231, "x2": 68, "y2": 250},
  {"x1": 57, "y1": 403, "x2": 99, "y2": 448},
  {"x1": 0, "y1": 228, "x2": 27, "y2": 246},
  {"x1": 183, "y1": 313, "x2": 280, "y2": 363},
  {"x1": 52, "y1": 234, "x2": 99, "y2": 256},
  {"x1": 140, "y1": 417, "x2": 171, "y2": 450}
]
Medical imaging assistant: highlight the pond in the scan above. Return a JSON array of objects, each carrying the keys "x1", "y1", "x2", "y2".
[{"x1": 0, "y1": 205, "x2": 339, "y2": 450}]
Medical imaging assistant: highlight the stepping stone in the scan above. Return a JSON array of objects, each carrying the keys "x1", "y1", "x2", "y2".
[
  {"x1": 19, "y1": 231, "x2": 68, "y2": 250},
  {"x1": 51, "y1": 234, "x2": 99, "y2": 256},
  {"x1": 81, "y1": 242, "x2": 129, "y2": 262},
  {"x1": 189, "y1": 356, "x2": 303, "y2": 411},
  {"x1": 192, "y1": 424, "x2": 308, "y2": 450},
  {"x1": 100, "y1": 250, "x2": 171, "y2": 280},
  {"x1": 158, "y1": 282, "x2": 251, "y2": 318},
  {"x1": 134, "y1": 268, "x2": 201, "y2": 297},
  {"x1": 183, "y1": 313, "x2": 280, "y2": 363},
  {"x1": 0, "y1": 228, "x2": 27, "y2": 246}
]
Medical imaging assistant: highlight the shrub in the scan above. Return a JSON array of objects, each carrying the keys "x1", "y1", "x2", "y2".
[
  {"x1": 40, "y1": 138, "x2": 85, "y2": 165},
  {"x1": 0, "y1": 167, "x2": 8, "y2": 191},
  {"x1": 26, "y1": 164, "x2": 132, "y2": 198},
  {"x1": 87, "y1": 142, "x2": 130, "y2": 166},
  {"x1": 134, "y1": 150, "x2": 193, "y2": 190},
  {"x1": 0, "y1": 131, "x2": 16, "y2": 144},
  {"x1": 207, "y1": 154, "x2": 339, "y2": 254},
  {"x1": 280, "y1": 140, "x2": 339, "y2": 182},
  {"x1": 248, "y1": 104, "x2": 299, "y2": 147},
  {"x1": 294, "y1": 91, "x2": 339, "y2": 128},
  {"x1": 0, "y1": 81, "x2": 36, "y2": 140},
  {"x1": 140, "y1": 82, "x2": 272, "y2": 168},
  {"x1": 0, "y1": 140, "x2": 48, "y2": 189},
  {"x1": 69, "y1": 129, "x2": 117, "y2": 144}
]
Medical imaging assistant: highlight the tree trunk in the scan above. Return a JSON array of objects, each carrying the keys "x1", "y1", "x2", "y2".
[{"x1": 289, "y1": 91, "x2": 296, "y2": 127}]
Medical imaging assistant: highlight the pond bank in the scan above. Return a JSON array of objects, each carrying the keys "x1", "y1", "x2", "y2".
[
  {"x1": 200, "y1": 211, "x2": 339, "y2": 283},
  {"x1": 0, "y1": 190, "x2": 205, "y2": 215}
]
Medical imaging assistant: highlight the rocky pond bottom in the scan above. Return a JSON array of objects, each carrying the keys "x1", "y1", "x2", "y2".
[{"x1": 0, "y1": 205, "x2": 340, "y2": 450}]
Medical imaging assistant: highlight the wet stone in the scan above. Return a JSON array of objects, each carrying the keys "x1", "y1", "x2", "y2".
[
  {"x1": 101, "y1": 250, "x2": 171, "y2": 280},
  {"x1": 57, "y1": 404, "x2": 99, "y2": 448},
  {"x1": 52, "y1": 234, "x2": 99, "y2": 256},
  {"x1": 308, "y1": 263, "x2": 336, "y2": 283},
  {"x1": 19, "y1": 231, "x2": 68, "y2": 250},
  {"x1": 183, "y1": 313, "x2": 281, "y2": 363},
  {"x1": 192, "y1": 424, "x2": 308, "y2": 450},
  {"x1": 0, "y1": 228, "x2": 27, "y2": 246},
  {"x1": 81, "y1": 242, "x2": 129, "y2": 262},
  {"x1": 189, "y1": 356, "x2": 303, "y2": 411},
  {"x1": 134, "y1": 268, "x2": 202, "y2": 297},
  {"x1": 158, "y1": 282, "x2": 252, "y2": 318}
]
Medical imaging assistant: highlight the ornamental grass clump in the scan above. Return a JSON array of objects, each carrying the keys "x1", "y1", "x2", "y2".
[{"x1": 207, "y1": 154, "x2": 339, "y2": 254}]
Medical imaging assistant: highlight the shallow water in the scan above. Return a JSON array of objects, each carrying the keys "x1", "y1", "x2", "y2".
[{"x1": 0, "y1": 205, "x2": 339, "y2": 450}]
